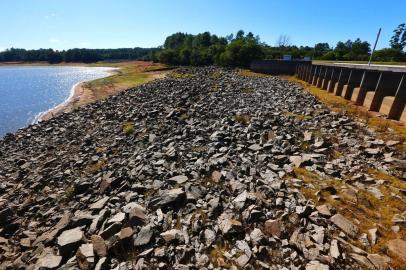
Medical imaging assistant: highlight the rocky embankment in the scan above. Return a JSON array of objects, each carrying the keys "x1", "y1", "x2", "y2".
[{"x1": 0, "y1": 67, "x2": 405, "y2": 269}]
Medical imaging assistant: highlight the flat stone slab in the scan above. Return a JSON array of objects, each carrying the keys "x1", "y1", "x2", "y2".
[
  {"x1": 330, "y1": 214, "x2": 359, "y2": 238},
  {"x1": 387, "y1": 239, "x2": 406, "y2": 262}
]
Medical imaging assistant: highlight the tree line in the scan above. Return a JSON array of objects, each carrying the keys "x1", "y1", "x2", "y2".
[
  {"x1": 0, "y1": 48, "x2": 152, "y2": 64},
  {"x1": 1, "y1": 23, "x2": 405, "y2": 66},
  {"x1": 150, "y1": 31, "x2": 264, "y2": 67},
  {"x1": 152, "y1": 23, "x2": 406, "y2": 67}
]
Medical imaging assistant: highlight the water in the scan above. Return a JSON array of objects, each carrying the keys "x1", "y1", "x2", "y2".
[{"x1": 0, "y1": 66, "x2": 113, "y2": 137}]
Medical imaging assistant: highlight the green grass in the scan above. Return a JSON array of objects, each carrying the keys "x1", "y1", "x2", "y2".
[
  {"x1": 73, "y1": 61, "x2": 168, "y2": 107},
  {"x1": 122, "y1": 121, "x2": 135, "y2": 135},
  {"x1": 171, "y1": 71, "x2": 194, "y2": 79}
]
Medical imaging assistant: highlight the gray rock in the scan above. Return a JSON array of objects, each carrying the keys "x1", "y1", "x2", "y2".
[
  {"x1": 204, "y1": 229, "x2": 216, "y2": 246},
  {"x1": 289, "y1": 156, "x2": 302, "y2": 168},
  {"x1": 129, "y1": 206, "x2": 147, "y2": 226},
  {"x1": 330, "y1": 239, "x2": 340, "y2": 259},
  {"x1": 367, "y1": 187, "x2": 384, "y2": 199},
  {"x1": 148, "y1": 188, "x2": 186, "y2": 210},
  {"x1": 305, "y1": 260, "x2": 329, "y2": 270},
  {"x1": 250, "y1": 228, "x2": 265, "y2": 245},
  {"x1": 311, "y1": 226, "x2": 325, "y2": 244},
  {"x1": 57, "y1": 227, "x2": 84, "y2": 255},
  {"x1": 330, "y1": 214, "x2": 359, "y2": 238},
  {"x1": 36, "y1": 253, "x2": 62, "y2": 269},
  {"x1": 368, "y1": 228, "x2": 378, "y2": 246},
  {"x1": 304, "y1": 131, "x2": 312, "y2": 141},
  {"x1": 160, "y1": 229, "x2": 184, "y2": 243},
  {"x1": 367, "y1": 253, "x2": 391, "y2": 270},
  {"x1": 316, "y1": 204, "x2": 331, "y2": 217},
  {"x1": 350, "y1": 253, "x2": 375, "y2": 269},
  {"x1": 387, "y1": 239, "x2": 406, "y2": 263},
  {"x1": 232, "y1": 190, "x2": 247, "y2": 210},
  {"x1": 218, "y1": 218, "x2": 243, "y2": 235},
  {"x1": 34, "y1": 212, "x2": 72, "y2": 245},
  {"x1": 76, "y1": 243, "x2": 95, "y2": 270},
  {"x1": 90, "y1": 197, "x2": 110, "y2": 210},
  {"x1": 107, "y1": 212, "x2": 126, "y2": 225},
  {"x1": 248, "y1": 144, "x2": 262, "y2": 151},
  {"x1": 133, "y1": 225, "x2": 153, "y2": 246},
  {"x1": 168, "y1": 175, "x2": 188, "y2": 185}
]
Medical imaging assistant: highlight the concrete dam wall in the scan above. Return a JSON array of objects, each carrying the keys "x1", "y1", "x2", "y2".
[
  {"x1": 296, "y1": 63, "x2": 406, "y2": 123},
  {"x1": 250, "y1": 60, "x2": 406, "y2": 124}
]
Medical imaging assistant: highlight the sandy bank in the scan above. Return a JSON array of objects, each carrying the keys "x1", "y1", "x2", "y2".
[{"x1": 37, "y1": 81, "x2": 88, "y2": 121}]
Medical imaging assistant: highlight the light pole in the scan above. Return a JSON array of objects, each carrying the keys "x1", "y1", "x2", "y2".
[{"x1": 368, "y1": 28, "x2": 381, "y2": 66}]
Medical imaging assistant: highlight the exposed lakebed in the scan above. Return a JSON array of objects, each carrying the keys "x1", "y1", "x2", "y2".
[{"x1": 0, "y1": 66, "x2": 113, "y2": 137}]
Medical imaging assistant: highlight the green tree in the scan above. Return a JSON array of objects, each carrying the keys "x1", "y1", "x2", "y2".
[
  {"x1": 314, "y1": 43, "x2": 330, "y2": 57},
  {"x1": 351, "y1": 38, "x2": 370, "y2": 60},
  {"x1": 334, "y1": 40, "x2": 352, "y2": 60},
  {"x1": 390, "y1": 23, "x2": 406, "y2": 50},
  {"x1": 158, "y1": 49, "x2": 178, "y2": 65},
  {"x1": 373, "y1": 48, "x2": 405, "y2": 61}
]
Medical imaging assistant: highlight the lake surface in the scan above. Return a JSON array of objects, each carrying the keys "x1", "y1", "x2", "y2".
[{"x1": 0, "y1": 66, "x2": 112, "y2": 138}]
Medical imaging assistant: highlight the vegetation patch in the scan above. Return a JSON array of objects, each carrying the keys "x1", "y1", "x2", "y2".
[
  {"x1": 238, "y1": 69, "x2": 270, "y2": 78},
  {"x1": 234, "y1": 114, "x2": 252, "y2": 125},
  {"x1": 122, "y1": 121, "x2": 135, "y2": 135},
  {"x1": 86, "y1": 159, "x2": 106, "y2": 174},
  {"x1": 75, "y1": 61, "x2": 168, "y2": 107},
  {"x1": 171, "y1": 71, "x2": 194, "y2": 79},
  {"x1": 57, "y1": 185, "x2": 76, "y2": 203},
  {"x1": 283, "y1": 111, "x2": 312, "y2": 121},
  {"x1": 241, "y1": 87, "x2": 255, "y2": 93},
  {"x1": 210, "y1": 70, "x2": 223, "y2": 79},
  {"x1": 210, "y1": 242, "x2": 231, "y2": 268}
]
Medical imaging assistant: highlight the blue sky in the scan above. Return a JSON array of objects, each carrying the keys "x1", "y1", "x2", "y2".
[{"x1": 0, "y1": 0, "x2": 405, "y2": 51}]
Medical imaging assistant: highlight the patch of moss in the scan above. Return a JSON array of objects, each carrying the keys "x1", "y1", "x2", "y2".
[
  {"x1": 123, "y1": 121, "x2": 135, "y2": 135},
  {"x1": 241, "y1": 87, "x2": 255, "y2": 93},
  {"x1": 171, "y1": 72, "x2": 194, "y2": 79},
  {"x1": 238, "y1": 69, "x2": 270, "y2": 78},
  {"x1": 210, "y1": 70, "x2": 222, "y2": 79},
  {"x1": 86, "y1": 159, "x2": 106, "y2": 174},
  {"x1": 283, "y1": 111, "x2": 312, "y2": 121},
  {"x1": 234, "y1": 114, "x2": 252, "y2": 125},
  {"x1": 57, "y1": 185, "x2": 76, "y2": 203}
]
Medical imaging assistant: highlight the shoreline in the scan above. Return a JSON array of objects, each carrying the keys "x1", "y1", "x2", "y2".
[
  {"x1": 34, "y1": 68, "x2": 118, "y2": 122},
  {"x1": 33, "y1": 81, "x2": 84, "y2": 123},
  {"x1": 33, "y1": 61, "x2": 169, "y2": 122}
]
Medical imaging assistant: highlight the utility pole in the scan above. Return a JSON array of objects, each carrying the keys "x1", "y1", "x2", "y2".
[{"x1": 368, "y1": 28, "x2": 381, "y2": 66}]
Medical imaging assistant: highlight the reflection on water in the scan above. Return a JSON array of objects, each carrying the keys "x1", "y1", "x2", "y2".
[{"x1": 0, "y1": 66, "x2": 112, "y2": 137}]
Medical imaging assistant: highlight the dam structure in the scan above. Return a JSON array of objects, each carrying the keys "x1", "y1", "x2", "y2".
[{"x1": 296, "y1": 63, "x2": 406, "y2": 123}]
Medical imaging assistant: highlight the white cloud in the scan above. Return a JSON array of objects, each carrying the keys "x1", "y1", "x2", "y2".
[{"x1": 49, "y1": 39, "x2": 60, "y2": 44}]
